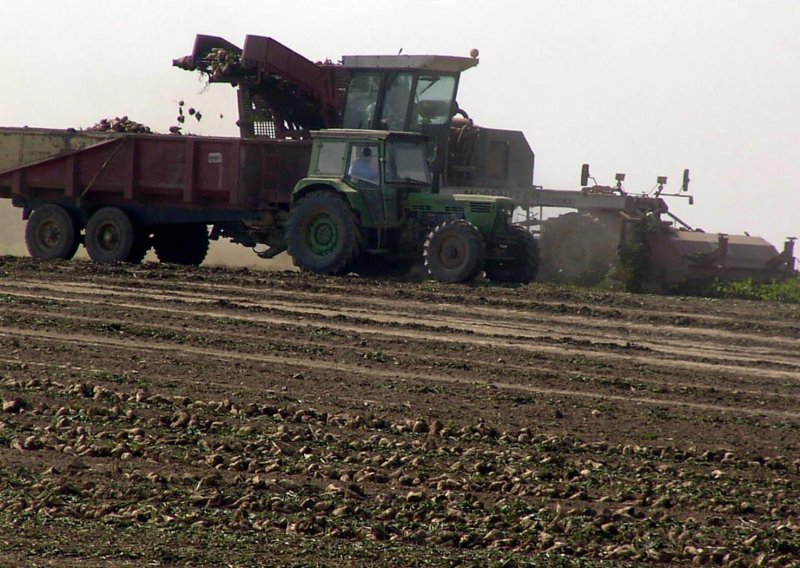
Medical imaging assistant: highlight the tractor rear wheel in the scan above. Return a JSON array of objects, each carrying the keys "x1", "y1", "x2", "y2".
[
  {"x1": 25, "y1": 204, "x2": 80, "y2": 260},
  {"x1": 424, "y1": 219, "x2": 485, "y2": 283},
  {"x1": 484, "y1": 226, "x2": 539, "y2": 284},
  {"x1": 286, "y1": 191, "x2": 362, "y2": 275},
  {"x1": 85, "y1": 207, "x2": 136, "y2": 263},
  {"x1": 153, "y1": 224, "x2": 210, "y2": 266}
]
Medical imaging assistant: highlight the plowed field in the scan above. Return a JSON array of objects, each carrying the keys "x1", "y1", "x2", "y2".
[{"x1": 1, "y1": 256, "x2": 799, "y2": 566}]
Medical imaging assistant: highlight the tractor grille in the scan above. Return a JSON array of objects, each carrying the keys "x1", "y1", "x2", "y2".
[
  {"x1": 444, "y1": 206, "x2": 464, "y2": 213},
  {"x1": 469, "y1": 202, "x2": 492, "y2": 213},
  {"x1": 411, "y1": 204, "x2": 432, "y2": 212}
]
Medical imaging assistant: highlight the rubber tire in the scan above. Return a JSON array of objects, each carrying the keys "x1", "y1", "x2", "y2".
[
  {"x1": 25, "y1": 204, "x2": 80, "y2": 260},
  {"x1": 153, "y1": 224, "x2": 209, "y2": 266},
  {"x1": 423, "y1": 219, "x2": 485, "y2": 283},
  {"x1": 85, "y1": 207, "x2": 136, "y2": 263},
  {"x1": 537, "y1": 212, "x2": 618, "y2": 285},
  {"x1": 484, "y1": 226, "x2": 539, "y2": 284},
  {"x1": 286, "y1": 192, "x2": 361, "y2": 275}
]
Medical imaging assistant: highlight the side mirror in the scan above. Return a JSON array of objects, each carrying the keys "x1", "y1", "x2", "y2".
[
  {"x1": 682, "y1": 169, "x2": 690, "y2": 192},
  {"x1": 580, "y1": 164, "x2": 590, "y2": 187}
]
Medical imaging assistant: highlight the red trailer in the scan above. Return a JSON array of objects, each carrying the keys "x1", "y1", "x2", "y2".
[{"x1": 0, "y1": 130, "x2": 311, "y2": 264}]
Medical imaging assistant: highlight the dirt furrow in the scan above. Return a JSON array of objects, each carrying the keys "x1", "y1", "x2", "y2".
[
  {"x1": 4, "y1": 280, "x2": 800, "y2": 381},
  {"x1": 2, "y1": 324, "x2": 799, "y2": 422}
]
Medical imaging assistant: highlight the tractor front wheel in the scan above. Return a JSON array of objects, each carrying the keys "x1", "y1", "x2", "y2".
[
  {"x1": 424, "y1": 219, "x2": 485, "y2": 283},
  {"x1": 286, "y1": 192, "x2": 362, "y2": 275}
]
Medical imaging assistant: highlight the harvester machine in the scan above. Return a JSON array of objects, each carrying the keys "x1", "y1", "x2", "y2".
[
  {"x1": 173, "y1": 34, "x2": 795, "y2": 288},
  {"x1": 529, "y1": 166, "x2": 797, "y2": 289}
]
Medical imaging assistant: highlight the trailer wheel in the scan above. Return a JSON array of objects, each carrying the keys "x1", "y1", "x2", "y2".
[
  {"x1": 25, "y1": 204, "x2": 80, "y2": 260},
  {"x1": 153, "y1": 224, "x2": 209, "y2": 266},
  {"x1": 85, "y1": 207, "x2": 136, "y2": 263},
  {"x1": 485, "y1": 226, "x2": 539, "y2": 284},
  {"x1": 286, "y1": 192, "x2": 361, "y2": 275},
  {"x1": 424, "y1": 219, "x2": 485, "y2": 283}
]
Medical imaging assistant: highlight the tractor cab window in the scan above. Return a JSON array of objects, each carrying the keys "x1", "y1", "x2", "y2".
[
  {"x1": 347, "y1": 144, "x2": 380, "y2": 185},
  {"x1": 342, "y1": 73, "x2": 381, "y2": 129},
  {"x1": 386, "y1": 141, "x2": 430, "y2": 184},
  {"x1": 313, "y1": 140, "x2": 348, "y2": 176},
  {"x1": 409, "y1": 74, "x2": 457, "y2": 130},
  {"x1": 379, "y1": 72, "x2": 413, "y2": 131}
]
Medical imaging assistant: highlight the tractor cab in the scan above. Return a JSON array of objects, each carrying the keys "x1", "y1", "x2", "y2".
[{"x1": 299, "y1": 129, "x2": 432, "y2": 228}]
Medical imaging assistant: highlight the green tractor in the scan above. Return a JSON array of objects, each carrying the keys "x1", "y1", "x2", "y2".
[{"x1": 286, "y1": 129, "x2": 538, "y2": 283}]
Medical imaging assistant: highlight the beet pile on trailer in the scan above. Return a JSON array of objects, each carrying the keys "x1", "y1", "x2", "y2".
[{"x1": 0, "y1": 33, "x2": 794, "y2": 287}]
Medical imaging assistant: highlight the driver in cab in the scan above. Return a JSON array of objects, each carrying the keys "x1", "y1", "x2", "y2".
[{"x1": 348, "y1": 146, "x2": 379, "y2": 185}]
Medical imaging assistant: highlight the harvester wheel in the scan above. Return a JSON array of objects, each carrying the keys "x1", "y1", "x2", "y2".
[
  {"x1": 153, "y1": 224, "x2": 210, "y2": 266},
  {"x1": 424, "y1": 219, "x2": 485, "y2": 283},
  {"x1": 25, "y1": 204, "x2": 80, "y2": 260},
  {"x1": 484, "y1": 226, "x2": 539, "y2": 284},
  {"x1": 85, "y1": 207, "x2": 136, "y2": 263},
  {"x1": 537, "y1": 212, "x2": 619, "y2": 285},
  {"x1": 286, "y1": 191, "x2": 362, "y2": 275}
]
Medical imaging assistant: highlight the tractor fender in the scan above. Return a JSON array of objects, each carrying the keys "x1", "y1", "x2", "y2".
[{"x1": 291, "y1": 179, "x2": 375, "y2": 226}]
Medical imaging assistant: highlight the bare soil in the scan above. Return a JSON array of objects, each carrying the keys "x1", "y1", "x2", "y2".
[{"x1": 0, "y1": 256, "x2": 798, "y2": 566}]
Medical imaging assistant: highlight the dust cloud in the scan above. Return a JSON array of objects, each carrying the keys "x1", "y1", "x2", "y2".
[
  {"x1": 204, "y1": 241, "x2": 297, "y2": 271},
  {"x1": 0, "y1": 202, "x2": 26, "y2": 255}
]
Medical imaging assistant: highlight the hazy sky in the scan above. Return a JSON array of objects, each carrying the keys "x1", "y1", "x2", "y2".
[{"x1": 1, "y1": 0, "x2": 798, "y2": 249}]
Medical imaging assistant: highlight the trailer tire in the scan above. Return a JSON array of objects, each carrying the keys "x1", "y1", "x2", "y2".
[
  {"x1": 85, "y1": 207, "x2": 136, "y2": 263},
  {"x1": 153, "y1": 224, "x2": 209, "y2": 266},
  {"x1": 286, "y1": 192, "x2": 361, "y2": 275},
  {"x1": 424, "y1": 219, "x2": 485, "y2": 283},
  {"x1": 25, "y1": 204, "x2": 80, "y2": 260},
  {"x1": 484, "y1": 226, "x2": 539, "y2": 284}
]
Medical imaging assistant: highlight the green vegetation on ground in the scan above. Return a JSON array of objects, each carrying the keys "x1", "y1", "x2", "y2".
[{"x1": 710, "y1": 277, "x2": 800, "y2": 303}]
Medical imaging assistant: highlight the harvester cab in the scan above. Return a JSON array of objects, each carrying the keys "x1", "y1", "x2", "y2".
[{"x1": 338, "y1": 53, "x2": 535, "y2": 197}]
